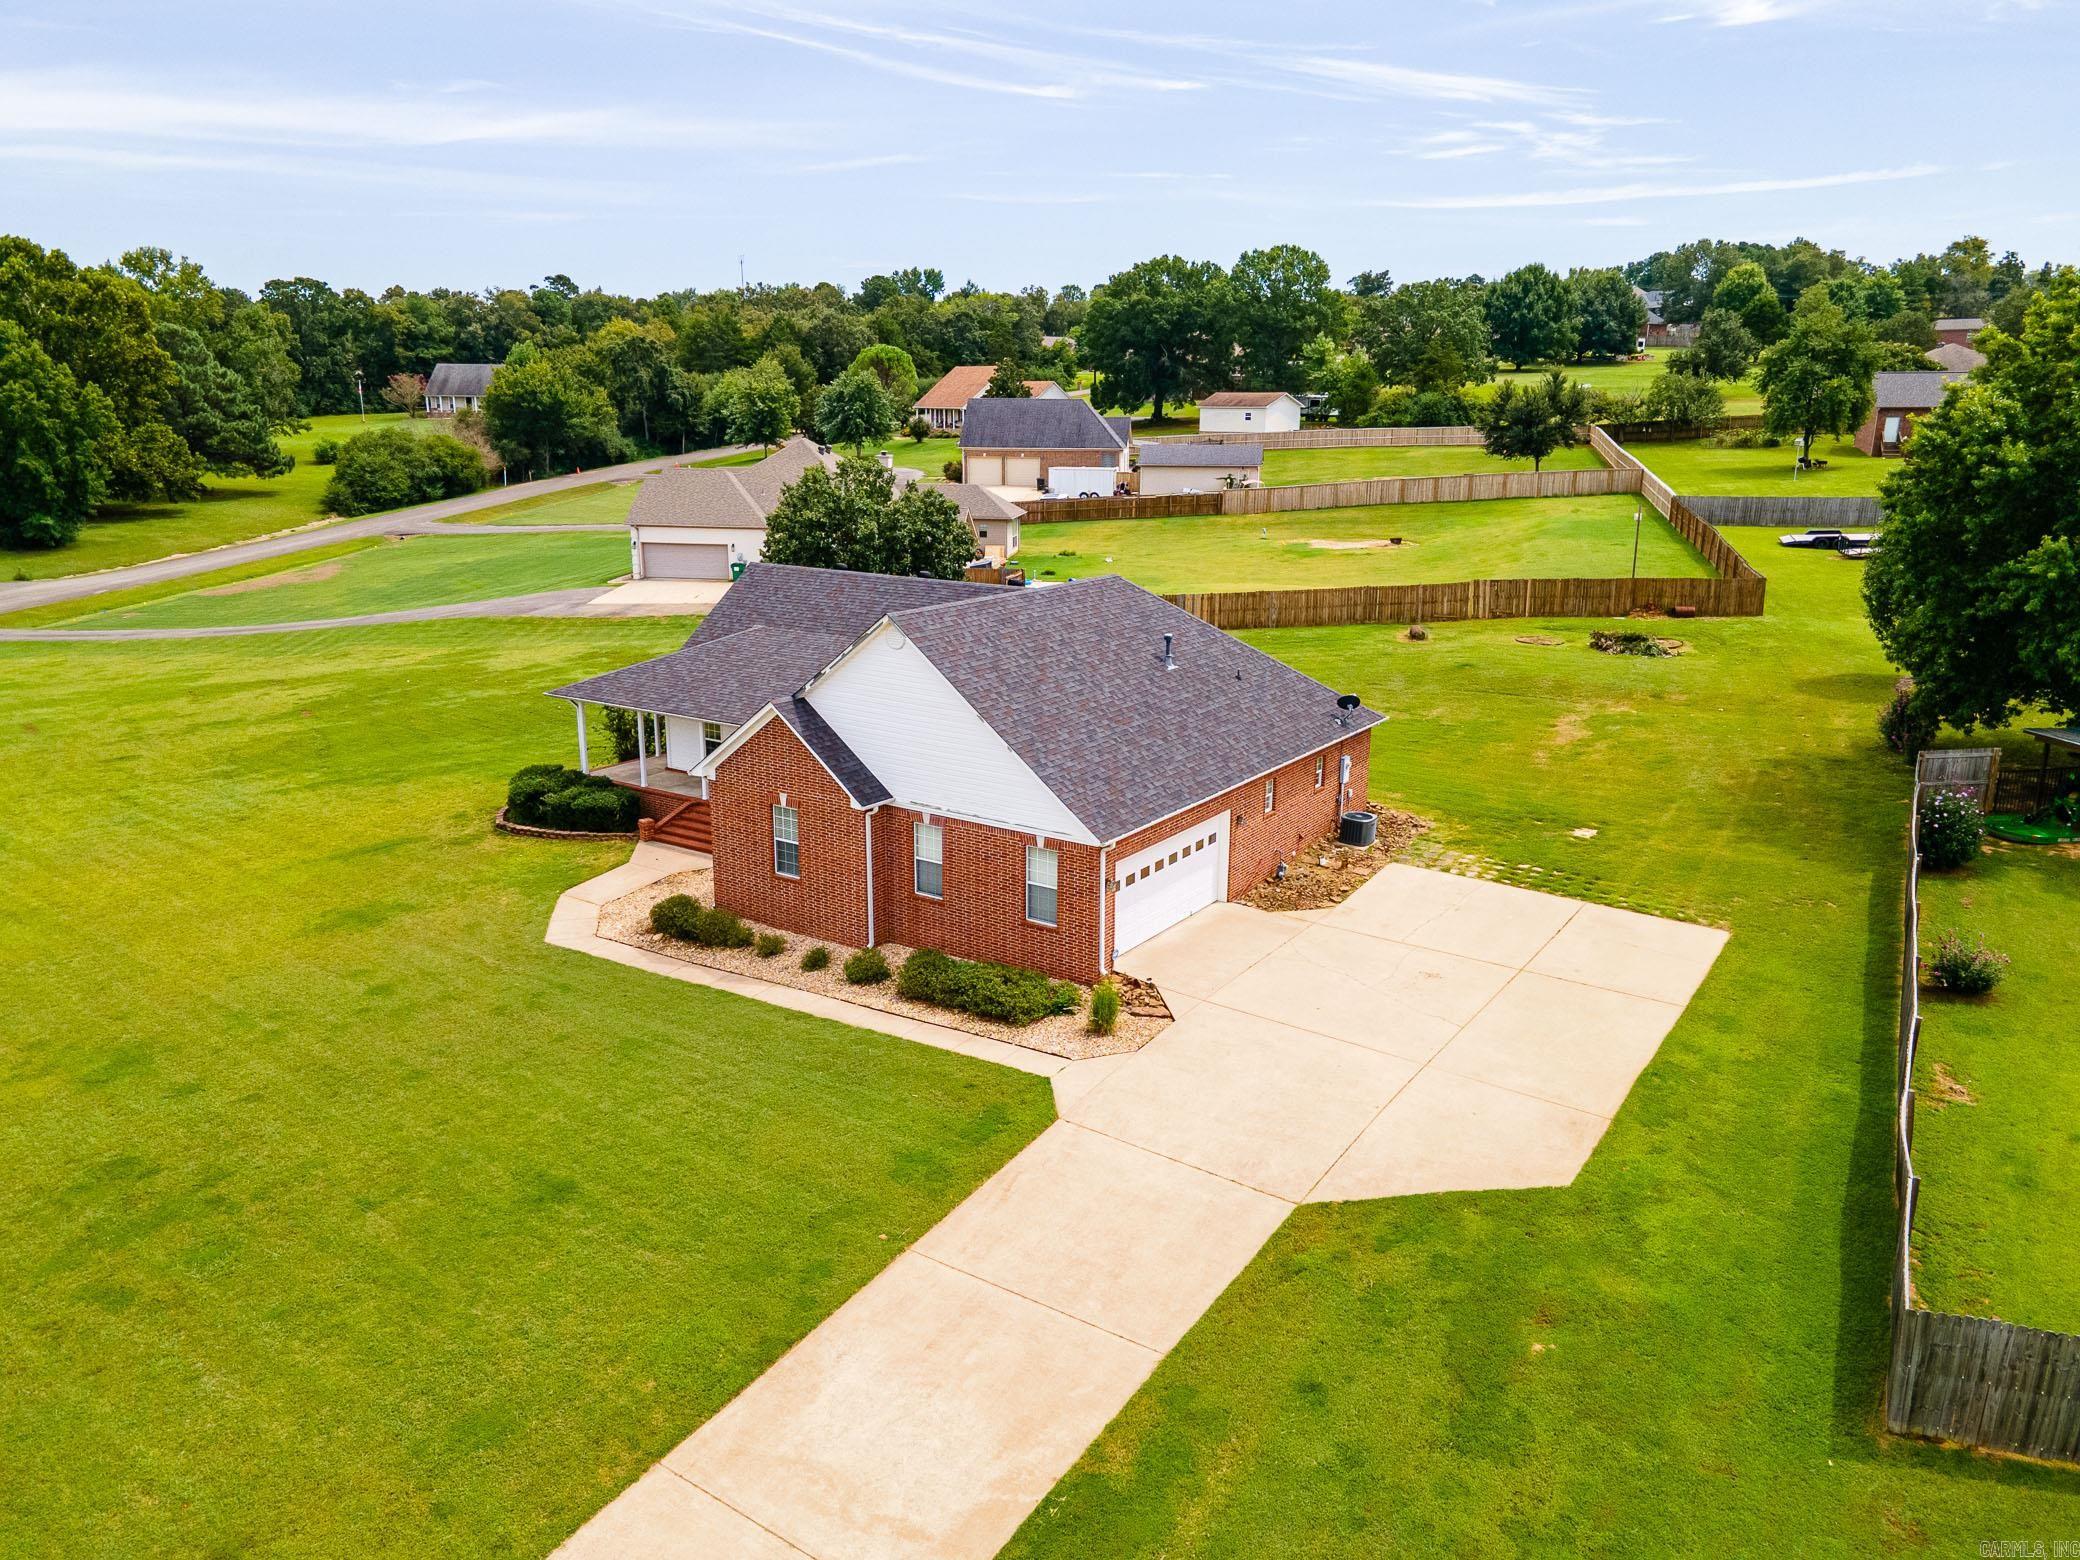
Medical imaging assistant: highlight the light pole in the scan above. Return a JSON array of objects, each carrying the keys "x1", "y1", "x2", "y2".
[
  {"x1": 1630, "y1": 503, "x2": 1643, "y2": 613},
  {"x1": 354, "y1": 369, "x2": 367, "y2": 422}
]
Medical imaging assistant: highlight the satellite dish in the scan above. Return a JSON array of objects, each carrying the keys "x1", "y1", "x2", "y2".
[{"x1": 1336, "y1": 694, "x2": 1361, "y2": 712}]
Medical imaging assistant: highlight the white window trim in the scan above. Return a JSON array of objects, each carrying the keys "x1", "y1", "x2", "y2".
[
  {"x1": 1025, "y1": 845, "x2": 1058, "y2": 928},
  {"x1": 1263, "y1": 777, "x2": 1276, "y2": 814},
  {"x1": 772, "y1": 803, "x2": 800, "y2": 879},
  {"x1": 1314, "y1": 754, "x2": 1326, "y2": 789},
  {"x1": 914, "y1": 819, "x2": 944, "y2": 900}
]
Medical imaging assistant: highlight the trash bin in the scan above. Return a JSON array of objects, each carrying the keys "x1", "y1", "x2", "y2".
[
  {"x1": 1339, "y1": 810, "x2": 1378, "y2": 848},
  {"x1": 730, "y1": 560, "x2": 747, "y2": 581}
]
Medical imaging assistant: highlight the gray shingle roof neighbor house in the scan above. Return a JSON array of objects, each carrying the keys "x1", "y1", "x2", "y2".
[
  {"x1": 1933, "y1": 317, "x2": 1988, "y2": 333},
  {"x1": 960, "y1": 397, "x2": 1129, "y2": 452},
  {"x1": 928, "y1": 482, "x2": 1026, "y2": 523},
  {"x1": 1137, "y1": 442, "x2": 1264, "y2": 469},
  {"x1": 629, "y1": 437, "x2": 837, "y2": 530},
  {"x1": 1873, "y1": 371, "x2": 1965, "y2": 411},
  {"x1": 424, "y1": 363, "x2": 498, "y2": 399},
  {"x1": 1923, "y1": 342, "x2": 1987, "y2": 373}
]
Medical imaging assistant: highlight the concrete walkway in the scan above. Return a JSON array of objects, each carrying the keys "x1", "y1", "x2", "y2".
[
  {"x1": 0, "y1": 443, "x2": 749, "y2": 617},
  {"x1": 549, "y1": 851, "x2": 1727, "y2": 1560}
]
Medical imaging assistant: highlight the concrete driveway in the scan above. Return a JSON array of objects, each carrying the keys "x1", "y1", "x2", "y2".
[{"x1": 555, "y1": 863, "x2": 1724, "y2": 1559}]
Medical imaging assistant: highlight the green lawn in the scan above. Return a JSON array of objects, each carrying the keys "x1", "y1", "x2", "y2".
[
  {"x1": 1910, "y1": 842, "x2": 2080, "y2": 1332},
  {"x1": 2, "y1": 414, "x2": 450, "y2": 581},
  {"x1": 1634, "y1": 437, "x2": 1894, "y2": 498},
  {"x1": 1260, "y1": 443, "x2": 1604, "y2": 485},
  {"x1": 442, "y1": 481, "x2": 639, "y2": 526},
  {"x1": 1004, "y1": 536, "x2": 2080, "y2": 1556},
  {"x1": 883, "y1": 435, "x2": 962, "y2": 479},
  {"x1": 1492, "y1": 349, "x2": 1764, "y2": 415},
  {"x1": 1023, "y1": 495, "x2": 1711, "y2": 593},
  {"x1": 0, "y1": 620, "x2": 1053, "y2": 1555},
  {"x1": 62, "y1": 533, "x2": 632, "y2": 630}
]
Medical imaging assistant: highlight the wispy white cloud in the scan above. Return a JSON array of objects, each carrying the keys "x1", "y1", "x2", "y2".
[
  {"x1": 798, "y1": 151, "x2": 928, "y2": 172},
  {"x1": 1274, "y1": 53, "x2": 1582, "y2": 106},
  {"x1": 1370, "y1": 163, "x2": 1943, "y2": 208},
  {"x1": 952, "y1": 191, "x2": 1113, "y2": 207}
]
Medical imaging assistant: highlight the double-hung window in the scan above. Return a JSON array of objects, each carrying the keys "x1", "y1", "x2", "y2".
[
  {"x1": 914, "y1": 821, "x2": 944, "y2": 899},
  {"x1": 701, "y1": 721, "x2": 724, "y2": 758},
  {"x1": 1025, "y1": 846, "x2": 1057, "y2": 927},
  {"x1": 772, "y1": 804, "x2": 799, "y2": 878},
  {"x1": 1315, "y1": 754, "x2": 1326, "y2": 789},
  {"x1": 1263, "y1": 777, "x2": 1276, "y2": 814}
]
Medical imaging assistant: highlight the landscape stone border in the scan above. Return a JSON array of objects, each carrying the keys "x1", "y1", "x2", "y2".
[{"x1": 492, "y1": 806, "x2": 638, "y2": 842}]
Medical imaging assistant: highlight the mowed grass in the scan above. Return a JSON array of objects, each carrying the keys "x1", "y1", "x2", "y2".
[
  {"x1": 1260, "y1": 443, "x2": 1604, "y2": 485},
  {"x1": 1636, "y1": 436, "x2": 1894, "y2": 498},
  {"x1": 0, "y1": 620, "x2": 1053, "y2": 1555},
  {"x1": 1003, "y1": 536, "x2": 2080, "y2": 1555},
  {"x1": 1, "y1": 414, "x2": 448, "y2": 581},
  {"x1": 1022, "y1": 495, "x2": 1711, "y2": 593},
  {"x1": 62, "y1": 533, "x2": 633, "y2": 630},
  {"x1": 1492, "y1": 349, "x2": 1765, "y2": 415},
  {"x1": 1910, "y1": 842, "x2": 2080, "y2": 1332},
  {"x1": 440, "y1": 480, "x2": 639, "y2": 526}
]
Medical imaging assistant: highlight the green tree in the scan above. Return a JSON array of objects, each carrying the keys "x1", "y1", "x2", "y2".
[
  {"x1": 762, "y1": 455, "x2": 974, "y2": 578},
  {"x1": 1712, "y1": 261, "x2": 1787, "y2": 346},
  {"x1": 1352, "y1": 278, "x2": 1491, "y2": 391},
  {"x1": 1874, "y1": 310, "x2": 1937, "y2": 350},
  {"x1": 847, "y1": 344, "x2": 919, "y2": 411},
  {"x1": 481, "y1": 353, "x2": 624, "y2": 476},
  {"x1": 706, "y1": 356, "x2": 799, "y2": 448},
  {"x1": 1484, "y1": 264, "x2": 1577, "y2": 369},
  {"x1": 1863, "y1": 270, "x2": 2080, "y2": 730},
  {"x1": 1755, "y1": 288, "x2": 1881, "y2": 462},
  {"x1": 322, "y1": 426, "x2": 484, "y2": 516},
  {"x1": 1641, "y1": 371, "x2": 1725, "y2": 428},
  {"x1": 1080, "y1": 256, "x2": 1233, "y2": 423},
  {"x1": 1569, "y1": 268, "x2": 1648, "y2": 360},
  {"x1": 1477, "y1": 370, "x2": 1590, "y2": 470},
  {"x1": 0, "y1": 321, "x2": 114, "y2": 549},
  {"x1": 1668, "y1": 307, "x2": 1759, "y2": 382},
  {"x1": 984, "y1": 362, "x2": 1032, "y2": 398},
  {"x1": 585, "y1": 318, "x2": 676, "y2": 445},
  {"x1": 154, "y1": 322, "x2": 294, "y2": 480},
  {"x1": 1230, "y1": 244, "x2": 1340, "y2": 388},
  {"x1": 815, "y1": 366, "x2": 897, "y2": 450}
]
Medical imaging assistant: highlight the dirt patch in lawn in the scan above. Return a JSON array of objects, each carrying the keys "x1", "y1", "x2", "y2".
[
  {"x1": 1923, "y1": 1061, "x2": 1978, "y2": 1110},
  {"x1": 598, "y1": 866, "x2": 1161, "y2": 1060},
  {"x1": 1515, "y1": 634, "x2": 1565, "y2": 647},
  {"x1": 1243, "y1": 804, "x2": 1431, "y2": 913},
  {"x1": 197, "y1": 559, "x2": 347, "y2": 595},
  {"x1": 1304, "y1": 537, "x2": 1413, "y2": 551}
]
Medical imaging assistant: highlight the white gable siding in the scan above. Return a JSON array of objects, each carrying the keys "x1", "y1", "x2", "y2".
[
  {"x1": 807, "y1": 624, "x2": 1094, "y2": 843},
  {"x1": 1199, "y1": 396, "x2": 1302, "y2": 434}
]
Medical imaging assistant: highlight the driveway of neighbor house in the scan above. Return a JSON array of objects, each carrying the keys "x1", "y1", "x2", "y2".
[{"x1": 552, "y1": 859, "x2": 1725, "y2": 1560}]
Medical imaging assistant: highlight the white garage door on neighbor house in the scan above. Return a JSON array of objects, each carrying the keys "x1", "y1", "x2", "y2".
[{"x1": 1113, "y1": 815, "x2": 1229, "y2": 957}]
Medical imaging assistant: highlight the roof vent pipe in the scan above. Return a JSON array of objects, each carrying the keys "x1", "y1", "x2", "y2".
[{"x1": 1161, "y1": 632, "x2": 1175, "y2": 671}]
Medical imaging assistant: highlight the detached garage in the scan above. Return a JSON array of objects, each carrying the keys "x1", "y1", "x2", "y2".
[
  {"x1": 1136, "y1": 442, "x2": 1263, "y2": 495},
  {"x1": 635, "y1": 536, "x2": 733, "y2": 579},
  {"x1": 626, "y1": 436, "x2": 839, "y2": 580}
]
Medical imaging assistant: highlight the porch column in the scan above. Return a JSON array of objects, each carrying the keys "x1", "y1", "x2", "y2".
[
  {"x1": 637, "y1": 711, "x2": 649, "y2": 788},
  {"x1": 574, "y1": 700, "x2": 589, "y2": 773}
]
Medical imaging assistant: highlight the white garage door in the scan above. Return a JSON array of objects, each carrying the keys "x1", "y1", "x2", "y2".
[
  {"x1": 640, "y1": 540, "x2": 731, "y2": 579},
  {"x1": 966, "y1": 455, "x2": 1003, "y2": 486},
  {"x1": 1113, "y1": 815, "x2": 1228, "y2": 958},
  {"x1": 1005, "y1": 456, "x2": 1042, "y2": 488}
]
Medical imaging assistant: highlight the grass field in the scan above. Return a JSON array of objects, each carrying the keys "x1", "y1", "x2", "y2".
[
  {"x1": 1260, "y1": 444, "x2": 1604, "y2": 485},
  {"x1": 1909, "y1": 842, "x2": 2080, "y2": 1333},
  {"x1": 440, "y1": 481, "x2": 639, "y2": 526},
  {"x1": 1002, "y1": 537, "x2": 2080, "y2": 1556},
  {"x1": 61, "y1": 533, "x2": 632, "y2": 630},
  {"x1": 1493, "y1": 349, "x2": 1765, "y2": 416},
  {"x1": 0, "y1": 619, "x2": 1053, "y2": 1555},
  {"x1": 1, "y1": 414, "x2": 449, "y2": 582},
  {"x1": 1635, "y1": 437, "x2": 1893, "y2": 498},
  {"x1": 1022, "y1": 495, "x2": 1710, "y2": 593}
]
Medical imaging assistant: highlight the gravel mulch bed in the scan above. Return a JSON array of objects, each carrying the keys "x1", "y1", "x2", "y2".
[
  {"x1": 599, "y1": 868, "x2": 1163, "y2": 1060},
  {"x1": 1243, "y1": 804, "x2": 1431, "y2": 913}
]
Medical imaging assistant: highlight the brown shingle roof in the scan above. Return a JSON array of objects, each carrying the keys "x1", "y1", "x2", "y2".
[
  {"x1": 1198, "y1": 391, "x2": 1297, "y2": 409},
  {"x1": 1923, "y1": 342, "x2": 1986, "y2": 372},
  {"x1": 627, "y1": 437, "x2": 836, "y2": 530},
  {"x1": 915, "y1": 365, "x2": 997, "y2": 410}
]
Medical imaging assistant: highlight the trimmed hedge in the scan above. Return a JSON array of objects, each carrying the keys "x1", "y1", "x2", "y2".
[
  {"x1": 897, "y1": 947, "x2": 1080, "y2": 1026},
  {"x1": 648, "y1": 892, "x2": 753, "y2": 948},
  {"x1": 507, "y1": 765, "x2": 638, "y2": 832}
]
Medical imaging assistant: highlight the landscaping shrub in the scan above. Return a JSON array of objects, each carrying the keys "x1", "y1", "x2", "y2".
[
  {"x1": 941, "y1": 458, "x2": 963, "y2": 481},
  {"x1": 1589, "y1": 629, "x2": 1672, "y2": 658},
  {"x1": 755, "y1": 932, "x2": 785, "y2": 958},
  {"x1": 897, "y1": 948, "x2": 1079, "y2": 1026},
  {"x1": 1918, "y1": 787, "x2": 1985, "y2": 870},
  {"x1": 505, "y1": 765, "x2": 638, "y2": 832},
  {"x1": 1360, "y1": 387, "x2": 1478, "y2": 428},
  {"x1": 1927, "y1": 929, "x2": 2010, "y2": 995},
  {"x1": 800, "y1": 945, "x2": 831, "y2": 972},
  {"x1": 311, "y1": 438, "x2": 340, "y2": 465},
  {"x1": 1088, "y1": 980, "x2": 1121, "y2": 1036},
  {"x1": 322, "y1": 426, "x2": 484, "y2": 516},
  {"x1": 693, "y1": 906, "x2": 754, "y2": 949},
  {"x1": 906, "y1": 416, "x2": 931, "y2": 443},
  {"x1": 1879, "y1": 678, "x2": 1938, "y2": 757},
  {"x1": 843, "y1": 947, "x2": 891, "y2": 985},
  {"x1": 650, "y1": 893, "x2": 704, "y2": 939}
]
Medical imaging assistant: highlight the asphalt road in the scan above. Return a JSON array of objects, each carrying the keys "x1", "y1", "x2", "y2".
[{"x1": 0, "y1": 444, "x2": 750, "y2": 617}]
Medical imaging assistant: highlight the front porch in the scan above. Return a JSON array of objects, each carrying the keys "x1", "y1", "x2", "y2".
[{"x1": 592, "y1": 756, "x2": 703, "y2": 800}]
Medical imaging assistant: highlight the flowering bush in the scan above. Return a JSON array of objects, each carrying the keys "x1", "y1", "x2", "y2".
[
  {"x1": 1927, "y1": 930, "x2": 2009, "y2": 995},
  {"x1": 1917, "y1": 787, "x2": 1984, "y2": 870}
]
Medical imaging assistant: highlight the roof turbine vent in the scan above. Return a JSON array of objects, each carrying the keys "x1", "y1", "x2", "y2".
[{"x1": 1160, "y1": 631, "x2": 1176, "y2": 671}]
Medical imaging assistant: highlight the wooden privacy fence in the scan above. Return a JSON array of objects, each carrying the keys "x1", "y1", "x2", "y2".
[
  {"x1": 1589, "y1": 425, "x2": 1676, "y2": 516},
  {"x1": 1667, "y1": 498, "x2": 1768, "y2": 594},
  {"x1": 1884, "y1": 765, "x2": 2080, "y2": 1466},
  {"x1": 1030, "y1": 466, "x2": 1642, "y2": 523},
  {"x1": 1597, "y1": 413, "x2": 1767, "y2": 442},
  {"x1": 1138, "y1": 425, "x2": 1484, "y2": 448},
  {"x1": 1680, "y1": 494, "x2": 1887, "y2": 528},
  {"x1": 1162, "y1": 572, "x2": 1762, "y2": 630}
]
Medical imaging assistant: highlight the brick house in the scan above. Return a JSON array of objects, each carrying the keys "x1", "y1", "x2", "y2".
[
  {"x1": 958, "y1": 397, "x2": 1131, "y2": 494},
  {"x1": 1932, "y1": 317, "x2": 1987, "y2": 349},
  {"x1": 550, "y1": 564, "x2": 1381, "y2": 982},
  {"x1": 1854, "y1": 370, "x2": 1965, "y2": 457}
]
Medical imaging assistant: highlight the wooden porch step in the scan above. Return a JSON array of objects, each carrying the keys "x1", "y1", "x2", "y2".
[{"x1": 650, "y1": 800, "x2": 712, "y2": 853}]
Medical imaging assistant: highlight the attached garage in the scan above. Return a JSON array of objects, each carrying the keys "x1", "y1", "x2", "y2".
[
  {"x1": 1003, "y1": 455, "x2": 1043, "y2": 488},
  {"x1": 1112, "y1": 815, "x2": 1229, "y2": 958},
  {"x1": 965, "y1": 454, "x2": 1004, "y2": 486},
  {"x1": 637, "y1": 539, "x2": 731, "y2": 579}
]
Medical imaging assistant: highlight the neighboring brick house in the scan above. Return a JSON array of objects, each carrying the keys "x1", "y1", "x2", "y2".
[
  {"x1": 959, "y1": 397, "x2": 1131, "y2": 494},
  {"x1": 423, "y1": 362, "x2": 497, "y2": 415},
  {"x1": 1854, "y1": 370, "x2": 1966, "y2": 456},
  {"x1": 550, "y1": 564, "x2": 1381, "y2": 982},
  {"x1": 913, "y1": 365, "x2": 1066, "y2": 433},
  {"x1": 1631, "y1": 287, "x2": 1697, "y2": 349},
  {"x1": 1933, "y1": 317, "x2": 1987, "y2": 348}
]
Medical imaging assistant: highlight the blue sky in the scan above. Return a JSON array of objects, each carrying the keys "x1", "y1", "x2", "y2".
[{"x1": 2, "y1": 0, "x2": 2072, "y2": 295}]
